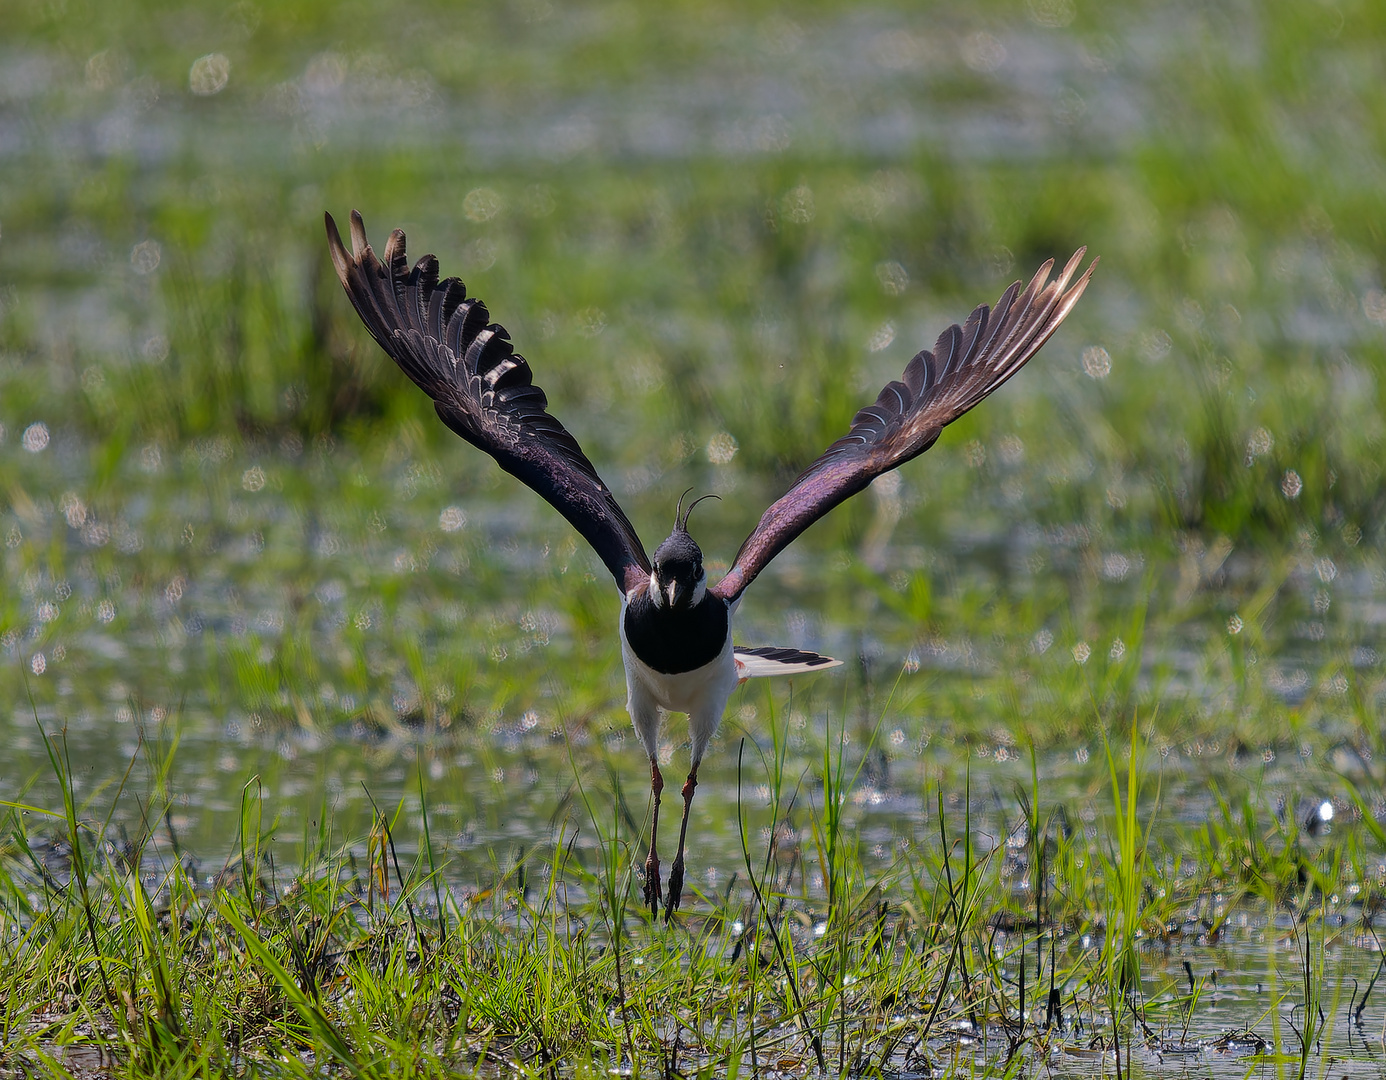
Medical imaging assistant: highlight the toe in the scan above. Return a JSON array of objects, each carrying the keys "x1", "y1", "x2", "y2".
[{"x1": 663, "y1": 865, "x2": 684, "y2": 920}]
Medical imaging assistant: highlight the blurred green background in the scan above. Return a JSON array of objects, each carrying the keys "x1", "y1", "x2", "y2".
[{"x1": 1, "y1": 0, "x2": 1384, "y2": 858}]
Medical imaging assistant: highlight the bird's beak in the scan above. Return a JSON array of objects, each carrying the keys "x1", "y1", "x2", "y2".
[{"x1": 665, "y1": 580, "x2": 682, "y2": 608}]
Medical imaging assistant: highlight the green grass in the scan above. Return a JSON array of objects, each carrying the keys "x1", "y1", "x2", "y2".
[{"x1": 1, "y1": 708, "x2": 1382, "y2": 1077}]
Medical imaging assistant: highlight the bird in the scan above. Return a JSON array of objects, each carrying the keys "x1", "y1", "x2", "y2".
[{"x1": 325, "y1": 209, "x2": 1095, "y2": 920}]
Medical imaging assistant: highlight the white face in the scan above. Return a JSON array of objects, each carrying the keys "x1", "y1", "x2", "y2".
[{"x1": 649, "y1": 566, "x2": 707, "y2": 609}]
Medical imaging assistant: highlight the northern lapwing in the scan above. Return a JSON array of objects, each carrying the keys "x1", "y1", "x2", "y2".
[{"x1": 326, "y1": 210, "x2": 1095, "y2": 919}]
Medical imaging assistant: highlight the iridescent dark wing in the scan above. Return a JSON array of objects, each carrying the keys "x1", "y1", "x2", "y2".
[
  {"x1": 327, "y1": 211, "x2": 650, "y2": 593},
  {"x1": 712, "y1": 249, "x2": 1096, "y2": 602}
]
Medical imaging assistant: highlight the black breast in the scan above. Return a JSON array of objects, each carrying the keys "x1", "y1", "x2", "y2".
[{"x1": 624, "y1": 593, "x2": 730, "y2": 675}]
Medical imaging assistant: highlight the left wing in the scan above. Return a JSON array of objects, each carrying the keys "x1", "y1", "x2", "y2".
[
  {"x1": 712, "y1": 249, "x2": 1095, "y2": 603},
  {"x1": 327, "y1": 211, "x2": 651, "y2": 594}
]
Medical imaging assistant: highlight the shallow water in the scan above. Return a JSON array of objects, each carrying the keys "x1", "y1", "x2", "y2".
[{"x1": 2, "y1": 432, "x2": 1380, "y2": 863}]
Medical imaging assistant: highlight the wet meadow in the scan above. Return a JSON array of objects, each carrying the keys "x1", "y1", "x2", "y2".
[{"x1": 3, "y1": 0, "x2": 1386, "y2": 1075}]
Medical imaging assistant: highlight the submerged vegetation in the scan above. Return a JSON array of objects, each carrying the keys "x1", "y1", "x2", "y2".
[{"x1": 2, "y1": 0, "x2": 1386, "y2": 1074}]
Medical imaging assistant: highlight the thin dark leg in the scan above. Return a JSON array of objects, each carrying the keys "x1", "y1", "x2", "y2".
[
  {"x1": 663, "y1": 767, "x2": 699, "y2": 922},
  {"x1": 643, "y1": 760, "x2": 664, "y2": 913}
]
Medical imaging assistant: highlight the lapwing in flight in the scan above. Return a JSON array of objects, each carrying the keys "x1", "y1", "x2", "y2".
[{"x1": 326, "y1": 210, "x2": 1095, "y2": 920}]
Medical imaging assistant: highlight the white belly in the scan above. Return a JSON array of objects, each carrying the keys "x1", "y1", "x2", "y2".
[{"x1": 618, "y1": 603, "x2": 737, "y2": 710}]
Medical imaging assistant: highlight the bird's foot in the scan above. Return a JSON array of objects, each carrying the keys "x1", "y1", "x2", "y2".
[
  {"x1": 662, "y1": 857, "x2": 685, "y2": 922},
  {"x1": 644, "y1": 852, "x2": 662, "y2": 912}
]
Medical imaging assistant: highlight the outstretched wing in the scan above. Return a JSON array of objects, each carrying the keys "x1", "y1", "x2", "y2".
[
  {"x1": 712, "y1": 249, "x2": 1096, "y2": 602},
  {"x1": 326, "y1": 211, "x2": 650, "y2": 593}
]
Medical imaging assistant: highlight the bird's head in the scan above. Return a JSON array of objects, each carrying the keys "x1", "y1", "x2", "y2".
[{"x1": 649, "y1": 491, "x2": 719, "y2": 610}]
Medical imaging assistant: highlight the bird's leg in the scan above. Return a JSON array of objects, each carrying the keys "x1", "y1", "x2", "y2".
[
  {"x1": 643, "y1": 759, "x2": 664, "y2": 913},
  {"x1": 662, "y1": 767, "x2": 699, "y2": 922}
]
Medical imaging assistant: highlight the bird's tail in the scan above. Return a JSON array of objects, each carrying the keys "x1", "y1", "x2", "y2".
[{"x1": 733, "y1": 645, "x2": 842, "y2": 680}]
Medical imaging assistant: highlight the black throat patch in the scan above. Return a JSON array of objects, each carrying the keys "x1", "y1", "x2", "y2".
[{"x1": 624, "y1": 590, "x2": 729, "y2": 675}]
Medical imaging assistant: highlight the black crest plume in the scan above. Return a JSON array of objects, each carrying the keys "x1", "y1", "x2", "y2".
[{"x1": 676, "y1": 492, "x2": 720, "y2": 533}]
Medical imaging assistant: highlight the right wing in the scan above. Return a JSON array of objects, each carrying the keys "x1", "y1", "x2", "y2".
[
  {"x1": 712, "y1": 249, "x2": 1096, "y2": 603},
  {"x1": 327, "y1": 211, "x2": 650, "y2": 594}
]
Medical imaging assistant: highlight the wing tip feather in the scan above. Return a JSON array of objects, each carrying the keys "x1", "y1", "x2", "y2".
[
  {"x1": 1026, "y1": 256, "x2": 1057, "y2": 295},
  {"x1": 1049, "y1": 249, "x2": 1099, "y2": 323},
  {"x1": 348, "y1": 209, "x2": 370, "y2": 260},
  {"x1": 324, "y1": 211, "x2": 350, "y2": 286},
  {"x1": 383, "y1": 228, "x2": 407, "y2": 269}
]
